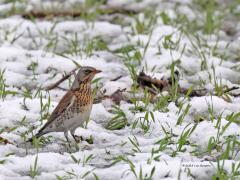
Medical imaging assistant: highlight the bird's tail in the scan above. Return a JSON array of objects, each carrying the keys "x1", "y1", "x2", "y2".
[{"x1": 27, "y1": 130, "x2": 47, "y2": 143}]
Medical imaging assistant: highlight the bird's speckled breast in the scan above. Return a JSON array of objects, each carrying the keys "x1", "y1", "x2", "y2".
[{"x1": 74, "y1": 82, "x2": 93, "y2": 112}]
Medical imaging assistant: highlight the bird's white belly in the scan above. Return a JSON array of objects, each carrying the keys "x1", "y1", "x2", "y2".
[{"x1": 64, "y1": 106, "x2": 92, "y2": 130}]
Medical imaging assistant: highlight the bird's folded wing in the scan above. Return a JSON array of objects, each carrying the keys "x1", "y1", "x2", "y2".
[
  {"x1": 50, "y1": 91, "x2": 76, "y2": 121},
  {"x1": 39, "y1": 91, "x2": 76, "y2": 131}
]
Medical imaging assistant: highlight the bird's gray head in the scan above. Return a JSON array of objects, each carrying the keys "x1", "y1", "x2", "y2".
[{"x1": 71, "y1": 66, "x2": 101, "y2": 90}]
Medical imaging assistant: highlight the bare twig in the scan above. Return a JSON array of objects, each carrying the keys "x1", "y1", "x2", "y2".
[
  {"x1": 94, "y1": 88, "x2": 127, "y2": 105},
  {"x1": 223, "y1": 86, "x2": 239, "y2": 94},
  {"x1": 45, "y1": 68, "x2": 78, "y2": 91},
  {"x1": 111, "y1": 75, "x2": 123, "y2": 81}
]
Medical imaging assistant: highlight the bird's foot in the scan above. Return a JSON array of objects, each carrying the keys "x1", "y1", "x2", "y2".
[{"x1": 72, "y1": 135, "x2": 83, "y2": 144}]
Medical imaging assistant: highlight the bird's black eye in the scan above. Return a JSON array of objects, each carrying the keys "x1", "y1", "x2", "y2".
[{"x1": 84, "y1": 69, "x2": 92, "y2": 74}]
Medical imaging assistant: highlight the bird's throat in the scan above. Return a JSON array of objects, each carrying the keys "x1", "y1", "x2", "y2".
[
  {"x1": 74, "y1": 82, "x2": 92, "y2": 107},
  {"x1": 76, "y1": 82, "x2": 91, "y2": 96}
]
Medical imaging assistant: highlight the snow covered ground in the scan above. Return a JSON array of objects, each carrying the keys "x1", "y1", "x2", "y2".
[{"x1": 0, "y1": 0, "x2": 240, "y2": 179}]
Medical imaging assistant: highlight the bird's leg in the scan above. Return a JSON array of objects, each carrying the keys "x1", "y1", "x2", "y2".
[
  {"x1": 64, "y1": 131, "x2": 71, "y2": 150},
  {"x1": 71, "y1": 132, "x2": 79, "y2": 144},
  {"x1": 64, "y1": 131, "x2": 69, "y2": 142},
  {"x1": 70, "y1": 129, "x2": 80, "y2": 151}
]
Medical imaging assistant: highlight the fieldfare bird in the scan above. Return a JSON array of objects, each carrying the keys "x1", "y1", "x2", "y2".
[{"x1": 29, "y1": 66, "x2": 101, "y2": 143}]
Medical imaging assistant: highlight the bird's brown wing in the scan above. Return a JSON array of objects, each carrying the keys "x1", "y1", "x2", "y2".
[
  {"x1": 49, "y1": 90, "x2": 75, "y2": 121},
  {"x1": 38, "y1": 90, "x2": 76, "y2": 133}
]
